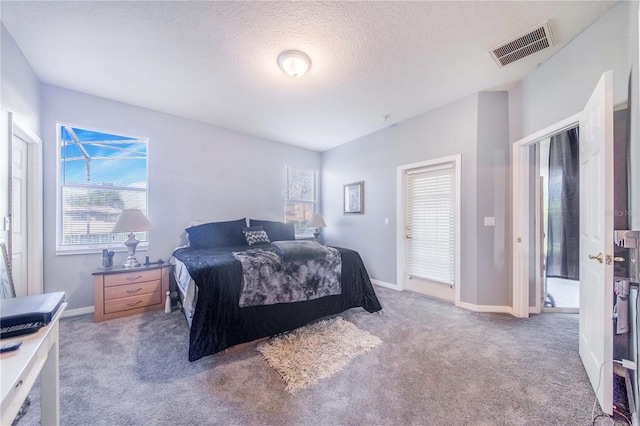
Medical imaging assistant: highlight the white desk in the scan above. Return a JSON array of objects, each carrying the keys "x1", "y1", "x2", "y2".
[{"x1": 0, "y1": 302, "x2": 66, "y2": 426}]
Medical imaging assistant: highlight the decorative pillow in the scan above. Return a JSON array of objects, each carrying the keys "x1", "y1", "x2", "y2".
[
  {"x1": 242, "y1": 226, "x2": 271, "y2": 246},
  {"x1": 249, "y1": 219, "x2": 296, "y2": 242},
  {"x1": 186, "y1": 218, "x2": 247, "y2": 248}
]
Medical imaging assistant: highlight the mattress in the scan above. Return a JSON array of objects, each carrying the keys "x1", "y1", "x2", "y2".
[{"x1": 169, "y1": 255, "x2": 197, "y2": 326}]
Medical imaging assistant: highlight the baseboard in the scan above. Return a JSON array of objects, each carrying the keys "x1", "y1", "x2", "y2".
[
  {"x1": 456, "y1": 301, "x2": 513, "y2": 314},
  {"x1": 371, "y1": 279, "x2": 400, "y2": 290},
  {"x1": 62, "y1": 306, "x2": 94, "y2": 318}
]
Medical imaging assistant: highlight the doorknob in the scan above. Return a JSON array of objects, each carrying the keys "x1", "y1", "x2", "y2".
[{"x1": 588, "y1": 253, "x2": 603, "y2": 264}]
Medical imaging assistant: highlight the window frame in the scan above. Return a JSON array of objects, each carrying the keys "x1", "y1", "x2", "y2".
[
  {"x1": 284, "y1": 165, "x2": 318, "y2": 238},
  {"x1": 55, "y1": 122, "x2": 150, "y2": 255}
]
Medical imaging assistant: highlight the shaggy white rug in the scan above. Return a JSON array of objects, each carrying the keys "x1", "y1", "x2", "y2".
[{"x1": 256, "y1": 317, "x2": 382, "y2": 394}]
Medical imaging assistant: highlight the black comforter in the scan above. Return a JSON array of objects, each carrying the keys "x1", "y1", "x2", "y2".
[{"x1": 172, "y1": 244, "x2": 382, "y2": 361}]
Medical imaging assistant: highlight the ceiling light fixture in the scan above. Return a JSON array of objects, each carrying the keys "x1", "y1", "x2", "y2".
[{"x1": 277, "y1": 50, "x2": 311, "y2": 78}]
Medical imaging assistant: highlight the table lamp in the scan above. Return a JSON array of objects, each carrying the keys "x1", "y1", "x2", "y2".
[
  {"x1": 112, "y1": 209, "x2": 152, "y2": 268},
  {"x1": 308, "y1": 213, "x2": 326, "y2": 240}
]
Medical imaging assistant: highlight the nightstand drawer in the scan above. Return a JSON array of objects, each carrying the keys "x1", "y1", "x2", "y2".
[
  {"x1": 104, "y1": 292, "x2": 161, "y2": 314},
  {"x1": 93, "y1": 264, "x2": 169, "y2": 322},
  {"x1": 104, "y1": 280, "x2": 161, "y2": 301},
  {"x1": 104, "y1": 269, "x2": 161, "y2": 287}
]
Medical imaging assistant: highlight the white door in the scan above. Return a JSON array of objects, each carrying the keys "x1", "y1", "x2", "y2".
[
  {"x1": 404, "y1": 161, "x2": 456, "y2": 301},
  {"x1": 578, "y1": 71, "x2": 614, "y2": 415},
  {"x1": 11, "y1": 135, "x2": 28, "y2": 297}
]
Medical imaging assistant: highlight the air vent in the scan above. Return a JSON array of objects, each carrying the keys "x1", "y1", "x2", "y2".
[{"x1": 489, "y1": 21, "x2": 554, "y2": 68}]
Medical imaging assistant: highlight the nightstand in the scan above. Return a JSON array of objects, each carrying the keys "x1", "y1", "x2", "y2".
[{"x1": 92, "y1": 264, "x2": 170, "y2": 322}]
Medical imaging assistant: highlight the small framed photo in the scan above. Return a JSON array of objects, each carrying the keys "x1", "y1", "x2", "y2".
[{"x1": 344, "y1": 181, "x2": 364, "y2": 214}]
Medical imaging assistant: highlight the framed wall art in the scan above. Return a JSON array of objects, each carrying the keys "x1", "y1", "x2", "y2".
[
  {"x1": 343, "y1": 181, "x2": 364, "y2": 214},
  {"x1": 0, "y1": 240, "x2": 16, "y2": 299}
]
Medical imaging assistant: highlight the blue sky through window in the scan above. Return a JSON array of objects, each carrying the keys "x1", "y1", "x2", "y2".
[{"x1": 60, "y1": 126, "x2": 147, "y2": 187}]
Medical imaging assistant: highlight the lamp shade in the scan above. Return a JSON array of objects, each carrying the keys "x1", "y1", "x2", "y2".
[
  {"x1": 112, "y1": 209, "x2": 152, "y2": 233},
  {"x1": 308, "y1": 213, "x2": 326, "y2": 228}
]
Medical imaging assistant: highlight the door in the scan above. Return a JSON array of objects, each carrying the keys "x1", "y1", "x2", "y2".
[
  {"x1": 578, "y1": 71, "x2": 614, "y2": 415},
  {"x1": 404, "y1": 160, "x2": 457, "y2": 301},
  {"x1": 11, "y1": 135, "x2": 28, "y2": 297}
]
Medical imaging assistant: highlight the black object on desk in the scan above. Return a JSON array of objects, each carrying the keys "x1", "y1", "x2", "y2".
[
  {"x1": 0, "y1": 292, "x2": 66, "y2": 339},
  {"x1": 0, "y1": 340, "x2": 22, "y2": 352}
]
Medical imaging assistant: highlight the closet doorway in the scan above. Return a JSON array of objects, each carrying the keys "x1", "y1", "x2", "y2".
[{"x1": 537, "y1": 129, "x2": 580, "y2": 313}]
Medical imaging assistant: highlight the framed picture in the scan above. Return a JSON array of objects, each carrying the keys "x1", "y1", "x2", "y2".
[
  {"x1": 0, "y1": 240, "x2": 16, "y2": 299},
  {"x1": 344, "y1": 181, "x2": 364, "y2": 214}
]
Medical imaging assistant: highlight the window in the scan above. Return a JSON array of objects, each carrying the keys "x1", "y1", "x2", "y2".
[
  {"x1": 406, "y1": 162, "x2": 456, "y2": 285},
  {"x1": 284, "y1": 166, "x2": 317, "y2": 236},
  {"x1": 56, "y1": 124, "x2": 148, "y2": 253}
]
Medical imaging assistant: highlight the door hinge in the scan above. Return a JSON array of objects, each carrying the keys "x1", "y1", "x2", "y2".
[{"x1": 3, "y1": 216, "x2": 10, "y2": 231}]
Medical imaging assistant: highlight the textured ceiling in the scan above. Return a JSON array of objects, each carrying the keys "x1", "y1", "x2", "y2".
[{"x1": 1, "y1": 1, "x2": 618, "y2": 151}]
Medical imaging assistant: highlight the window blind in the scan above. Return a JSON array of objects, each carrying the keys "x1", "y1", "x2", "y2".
[
  {"x1": 406, "y1": 163, "x2": 455, "y2": 285},
  {"x1": 285, "y1": 166, "x2": 317, "y2": 236},
  {"x1": 57, "y1": 125, "x2": 148, "y2": 252}
]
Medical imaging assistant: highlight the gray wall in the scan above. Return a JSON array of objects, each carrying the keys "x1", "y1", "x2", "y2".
[
  {"x1": 476, "y1": 92, "x2": 510, "y2": 306},
  {"x1": 509, "y1": 2, "x2": 631, "y2": 143},
  {"x1": 509, "y1": 1, "x2": 633, "y2": 301},
  {"x1": 39, "y1": 85, "x2": 321, "y2": 310},
  {"x1": 322, "y1": 92, "x2": 511, "y2": 306},
  {"x1": 627, "y1": 2, "x2": 640, "y2": 231},
  {"x1": 0, "y1": 23, "x2": 42, "y2": 244},
  {"x1": 2, "y1": 2, "x2": 636, "y2": 311}
]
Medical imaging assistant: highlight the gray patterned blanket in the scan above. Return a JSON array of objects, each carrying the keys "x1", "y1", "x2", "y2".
[{"x1": 233, "y1": 246, "x2": 342, "y2": 307}]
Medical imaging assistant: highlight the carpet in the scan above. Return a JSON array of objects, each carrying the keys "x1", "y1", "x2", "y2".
[{"x1": 256, "y1": 316, "x2": 382, "y2": 394}]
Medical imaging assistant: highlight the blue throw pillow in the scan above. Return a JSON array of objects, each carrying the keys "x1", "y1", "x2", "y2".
[
  {"x1": 249, "y1": 219, "x2": 296, "y2": 241},
  {"x1": 186, "y1": 218, "x2": 247, "y2": 248}
]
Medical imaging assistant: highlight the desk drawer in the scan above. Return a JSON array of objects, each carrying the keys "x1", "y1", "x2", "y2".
[
  {"x1": 104, "y1": 269, "x2": 161, "y2": 287},
  {"x1": 104, "y1": 280, "x2": 161, "y2": 301},
  {"x1": 104, "y1": 292, "x2": 161, "y2": 314}
]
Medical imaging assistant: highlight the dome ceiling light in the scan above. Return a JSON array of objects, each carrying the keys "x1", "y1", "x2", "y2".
[{"x1": 277, "y1": 50, "x2": 311, "y2": 78}]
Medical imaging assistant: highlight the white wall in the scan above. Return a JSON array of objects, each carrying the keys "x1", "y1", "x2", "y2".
[
  {"x1": 40, "y1": 85, "x2": 321, "y2": 310},
  {"x1": 0, "y1": 23, "x2": 41, "y2": 243}
]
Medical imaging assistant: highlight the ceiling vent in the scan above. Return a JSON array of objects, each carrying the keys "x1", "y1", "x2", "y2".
[{"x1": 489, "y1": 21, "x2": 554, "y2": 68}]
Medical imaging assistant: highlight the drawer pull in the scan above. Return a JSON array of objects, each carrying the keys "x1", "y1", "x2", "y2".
[
  {"x1": 15, "y1": 380, "x2": 23, "y2": 389},
  {"x1": 126, "y1": 300, "x2": 142, "y2": 307},
  {"x1": 126, "y1": 275, "x2": 143, "y2": 281},
  {"x1": 126, "y1": 288, "x2": 143, "y2": 294}
]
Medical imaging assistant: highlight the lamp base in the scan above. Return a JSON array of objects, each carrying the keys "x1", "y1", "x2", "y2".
[
  {"x1": 313, "y1": 227, "x2": 321, "y2": 240},
  {"x1": 123, "y1": 232, "x2": 141, "y2": 268},
  {"x1": 123, "y1": 255, "x2": 140, "y2": 269}
]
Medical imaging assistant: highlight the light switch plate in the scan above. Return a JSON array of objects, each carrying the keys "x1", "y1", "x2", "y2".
[
  {"x1": 384, "y1": 218, "x2": 390, "y2": 225},
  {"x1": 484, "y1": 217, "x2": 495, "y2": 227}
]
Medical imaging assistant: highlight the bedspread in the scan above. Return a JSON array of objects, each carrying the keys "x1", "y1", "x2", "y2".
[
  {"x1": 172, "y1": 244, "x2": 382, "y2": 361},
  {"x1": 233, "y1": 247, "x2": 341, "y2": 307}
]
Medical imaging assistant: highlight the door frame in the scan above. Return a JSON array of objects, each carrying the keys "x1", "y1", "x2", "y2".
[
  {"x1": 8, "y1": 112, "x2": 44, "y2": 295},
  {"x1": 512, "y1": 113, "x2": 580, "y2": 318},
  {"x1": 396, "y1": 154, "x2": 461, "y2": 306}
]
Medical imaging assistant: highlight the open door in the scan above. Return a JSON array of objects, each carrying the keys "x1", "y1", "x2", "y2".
[{"x1": 578, "y1": 71, "x2": 614, "y2": 415}]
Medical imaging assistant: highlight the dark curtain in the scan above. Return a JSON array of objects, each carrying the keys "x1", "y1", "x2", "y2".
[{"x1": 546, "y1": 128, "x2": 580, "y2": 280}]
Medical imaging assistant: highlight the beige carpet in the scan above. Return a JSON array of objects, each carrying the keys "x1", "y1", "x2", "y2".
[{"x1": 256, "y1": 316, "x2": 382, "y2": 393}]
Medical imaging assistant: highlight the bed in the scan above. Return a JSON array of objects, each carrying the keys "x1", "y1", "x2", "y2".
[{"x1": 171, "y1": 218, "x2": 382, "y2": 361}]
